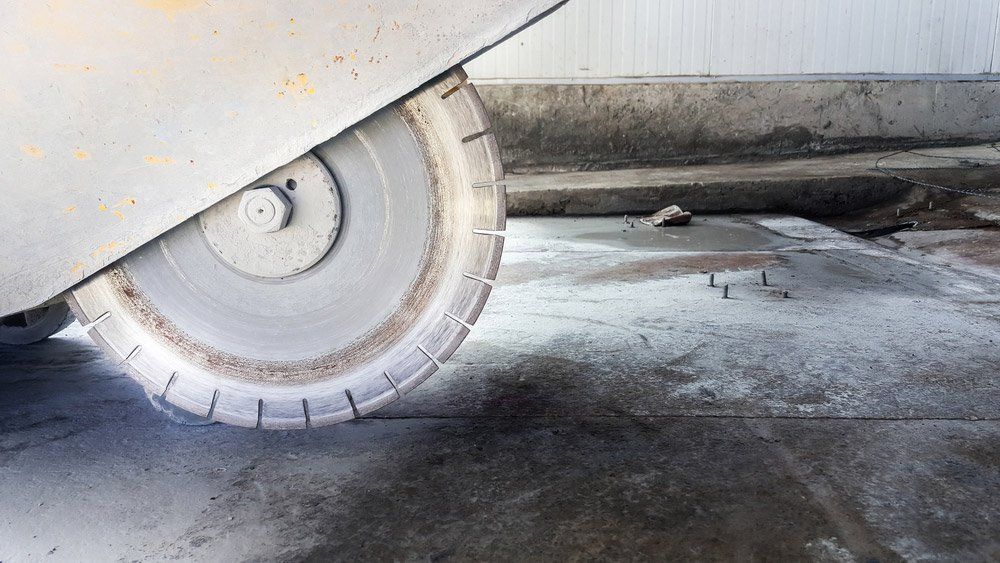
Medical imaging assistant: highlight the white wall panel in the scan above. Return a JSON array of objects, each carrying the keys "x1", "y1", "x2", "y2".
[
  {"x1": 993, "y1": 1, "x2": 1000, "y2": 72},
  {"x1": 468, "y1": 0, "x2": 1000, "y2": 80}
]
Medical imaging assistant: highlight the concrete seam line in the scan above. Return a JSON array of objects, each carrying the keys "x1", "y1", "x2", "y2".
[
  {"x1": 470, "y1": 73, "x2": 1000, "y2": 85},
  {"x1": 367, "y1": 414, "x2": 1000, "y2": 422}
]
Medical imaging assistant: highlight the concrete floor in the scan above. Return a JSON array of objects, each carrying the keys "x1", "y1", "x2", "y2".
[
  {"x1": 2, "y1": 216, "x2": 999, "y2": 561},
  {"x1": 505, "y1": 143, "x2": 1000, "y2": 217}
]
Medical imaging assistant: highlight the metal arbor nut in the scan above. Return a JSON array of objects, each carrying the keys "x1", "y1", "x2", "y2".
[{"x1": 238, "y1": 186, "x2": 292, "y2": 233}]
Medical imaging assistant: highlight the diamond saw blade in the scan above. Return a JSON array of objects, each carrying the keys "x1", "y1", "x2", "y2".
[{"x1": 67, "y1": 68, "x2": 505, "y2": 429}]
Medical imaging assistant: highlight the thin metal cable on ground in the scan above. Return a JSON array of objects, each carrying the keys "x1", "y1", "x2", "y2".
[
  {"x1": 888, "y1": 148, "x2": 1000, "y2": 164},
  {"x1": 872, "y1": 149, "x2": 1000, "y2": 200}
]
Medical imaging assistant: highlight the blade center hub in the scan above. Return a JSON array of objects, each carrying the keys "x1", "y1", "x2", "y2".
[{"x1": 198, "y1": 153, "x2": 343, "y2": 279}]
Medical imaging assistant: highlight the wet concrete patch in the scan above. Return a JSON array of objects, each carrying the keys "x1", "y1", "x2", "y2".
[
  {"x1": 576, "y1": 252, "x2": 785, "y2": 284},
  {"x1": 291, "y1": 418, "x2": 871, "y2": 562},
  {"x1": 504, "y1": 216, "x2": 791, "y2": 253},
  {"x1": 497, "y1": 251, "x2": 786, "y2": 287}
]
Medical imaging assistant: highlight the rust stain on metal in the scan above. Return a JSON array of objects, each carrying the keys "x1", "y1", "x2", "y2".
[
  {"x1": 135, "y1": 0, "x2": 204, "y2": 21},
  {"x1": 73, "y1": 149, "x2": 91, "y2": 160},
  {"x1": 276, "y1": 73, "x2": 316, "y2": 99},
  {"x1": 20, "y1": 145, "x2": 44, "y2": 159},
  {"x1": 143, "y1": 155, "x2": 175, "y2": 165},
  {"x1": 52, "y1": 63, "x2": 95, "y2": 72},
  {"x1": 90, "y1": 240, "x2": 125, "y2": 259}
]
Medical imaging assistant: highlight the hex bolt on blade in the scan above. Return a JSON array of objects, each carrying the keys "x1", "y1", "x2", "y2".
[{"x1": 237, "y1": 186, "x2": 292, "y2": 234}]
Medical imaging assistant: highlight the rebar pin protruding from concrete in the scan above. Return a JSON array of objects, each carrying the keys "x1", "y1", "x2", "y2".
[
  {"x1": 929, "y1": 201, "x2": 934, "y2": 210},
  {"x1": 722, "y1": 284, "x2": 730, "y2": 299},
  {"x1": 624, "y1": 214, "x2": 629, "y2": 224},
  {"x1": 782, "y1": 290, "x2": 790, "y2": 299},
  {"x1": 709, "y1": 273, "x2": 716, "y2": 287},
  {"x1": 896, "y1": 208, "x2": 901, "y2": 218},
  {"x1": 761, "y1": 271, "x2": 769, "y2": 286},
  {"x1": 630, "y1": 221, "x2": 636, "y2": 228}
]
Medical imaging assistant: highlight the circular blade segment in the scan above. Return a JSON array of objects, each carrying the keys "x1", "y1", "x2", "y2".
[{"x1": 67, "y1": 68, "x2": 506, "y2": 428}]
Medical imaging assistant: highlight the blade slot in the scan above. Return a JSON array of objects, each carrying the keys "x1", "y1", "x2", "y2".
[
  {"x1": 461, "y1": 129, "x2": 492, "y2": 144},
  {"x1": 444, "y1": 311, "x2": 474, "y2": 331},
  {"x1": 302, "y1": 399, "x2": 312, "y2": 428},
  {"x1": 440, "y1": 77, "x2": 468, "y2": 99},
  {"x1": 121, "y1": 344, "x2": 142, "y2": 365},
  {"x1": 345, "y1": 390, "x2": 361, "y2": 419},
  {"x1": 383, "y1": 371, "x2": 402, "y2": 398},
  {"x1": 80, "y1": 311, "x2": 111, "y2": 332},
  {"x1": 417, "y1": 345, "x2": 443, "y2": 369},
  {"x1": 206, "y1": 389, "x2": 220, "y2": 419},
  {"x1": 463, "y1": 272, "x2": 495, "y2": 287},
  {"x1": 161, "y1": 372, "x2": 179, "y2": 398}
]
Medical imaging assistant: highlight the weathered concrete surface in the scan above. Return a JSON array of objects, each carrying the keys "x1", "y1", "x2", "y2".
[
  {"x1": 506, "y1": 143, "x2": 1000, "y2": 217},
  {"x1": 479, "y1": 81, "x2": 1000, "y2": 173},
  {"x1": 2, "y1": 216, "x2": 1000, "y2": 561},
  {"x1": 876, "y1": 228, "x2": 1000, "y2": 282}
]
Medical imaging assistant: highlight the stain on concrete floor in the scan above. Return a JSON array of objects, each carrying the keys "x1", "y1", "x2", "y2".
[{"x1": 1, "y1": 216, "x2": 999, "y2": 561}]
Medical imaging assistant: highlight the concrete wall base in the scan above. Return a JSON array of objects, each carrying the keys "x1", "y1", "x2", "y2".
[
  {"x1": 503, "y1": 144, "x2": 999, "y2": 217},
  {"x1": 478, "y1": 80, "x2": 1000, "y2": 174}
]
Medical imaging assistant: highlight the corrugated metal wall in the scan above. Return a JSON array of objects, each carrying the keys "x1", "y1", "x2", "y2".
[{"x1": 468, "y1": 0, "x2": 1000, "y2": 81}]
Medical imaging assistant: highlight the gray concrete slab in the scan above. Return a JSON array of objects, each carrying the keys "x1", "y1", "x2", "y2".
[
  {"x1": 1, "y1": 216, "x2": 999, "y2": 561},
  {"x1": 876, "y1": 228, "x2": 1000, "y2": 283},
  {"x1": 505, "y1": 144, "x2": 1000, "y2": 217}
]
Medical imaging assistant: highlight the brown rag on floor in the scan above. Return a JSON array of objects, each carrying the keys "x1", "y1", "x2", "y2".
[{"x1": 640, "y1": 205, "x2": 693, "y2": 227}]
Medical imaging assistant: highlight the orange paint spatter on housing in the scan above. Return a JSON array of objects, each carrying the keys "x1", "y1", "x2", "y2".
[{"x1": 135, "y1": 0, "x2": 204, "y2": 21}]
